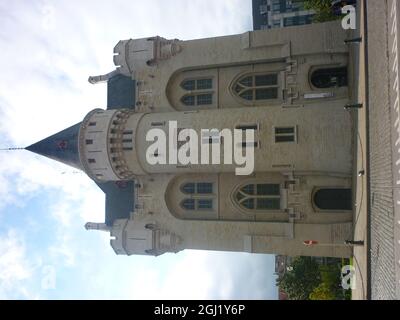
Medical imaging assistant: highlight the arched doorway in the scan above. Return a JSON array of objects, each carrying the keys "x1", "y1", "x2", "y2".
[
  {"x1": 310, "y1": 67, "x2": 348, "y2": 88},
  {"x1": 313, "y1": 188, "x2": 352, "y2": 211}
]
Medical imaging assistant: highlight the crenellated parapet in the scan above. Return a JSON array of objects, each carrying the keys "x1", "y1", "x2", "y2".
[
  {"x1": 107, "y1": 109, "x2": 137, "y2": 180},
  {"x1": 113, "y1": 36, "x2": 182, "y2": 76},
  {"x1": 110, "y1": 219, "x2": 183, "y2": 256}
]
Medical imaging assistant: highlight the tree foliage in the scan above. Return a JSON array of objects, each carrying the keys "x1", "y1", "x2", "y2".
[
  {"x1": 277, "y1": 256, "x2": 321, "y2": 300},
  {"x1": 277, "y1": 257, "x2": 351, "y2": 300},
  {"x1": 304, "y1": 0, "x2": 341, "y2": 23},
  {"x1": 309, "y1": 283, "x2": 336, "y2": 300}
]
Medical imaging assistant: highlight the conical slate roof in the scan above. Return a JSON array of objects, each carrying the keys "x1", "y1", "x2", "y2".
[{"x1": 25, "y1": 122, "x2": 82, "y2": 170}]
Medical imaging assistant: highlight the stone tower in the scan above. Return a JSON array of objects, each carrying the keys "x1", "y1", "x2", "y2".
[{"x1": 26, "y1": 21, "x2": 354, "y2": 258}]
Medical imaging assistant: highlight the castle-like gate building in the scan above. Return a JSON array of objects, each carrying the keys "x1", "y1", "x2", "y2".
[{"x1": 26, "y1": 21, "x2": 354, "y2": 258}]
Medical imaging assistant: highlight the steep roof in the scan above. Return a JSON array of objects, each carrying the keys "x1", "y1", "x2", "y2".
[
  {"x1": 107, "y1": 74, "x2": 136, "y2": 110},
  {"x1": 26, "y1": 73, "x2": 137, "y2": 227},
  {"x1": 96, "y1": 181, "x2": 135, "y2": 226},
  {"x1": 25, "y1": 122, "x2": 82, "y2": 170}
]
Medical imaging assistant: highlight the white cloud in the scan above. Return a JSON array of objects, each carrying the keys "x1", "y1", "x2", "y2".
[
  {"x1": 127, "y1": 251, "x2": 276, "y2": 300},
  {"x1": 48, "y1": 236, "x2": 76, "y2": 267},
  {"x1": 0, "y1": 229, "x2": 34, "y2": 299}
]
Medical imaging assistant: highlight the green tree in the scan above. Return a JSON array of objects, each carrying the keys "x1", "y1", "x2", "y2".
[
  {"x1": 309, "y1": 283, "x2": 336, "y2": 300},
  {"x1": 303, "y1": 0, "x2": 340, "y2": 23},
  {"x1": 318, "y1": 263, "x2": 351, "y2": 300},
  {"x1": 277, "y1": 257, "x2": 321, "y2": 300}
]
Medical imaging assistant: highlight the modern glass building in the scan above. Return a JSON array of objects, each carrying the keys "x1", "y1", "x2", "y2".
[{"x1": 252, "y1": 0, "x2": 315, "y2": 30}]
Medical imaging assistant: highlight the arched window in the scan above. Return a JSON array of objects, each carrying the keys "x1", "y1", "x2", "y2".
[
  {"x1": 181, "y1": 93, "x2": 212, "y2": 106},
  {"x1": 180, "y1": 78, "x2": 213, "y2": 106},
  {"x1": 313, "y1": 188, "x2": 352, "y2": 211},
  {"x1": 181, "y1": 199, "x2": 195, "y2": 210},
  {"x1": 310, "y1": 67, "x2": 348, "y2": 88},
  {"x1": 235, "y1": 183, "x2": 281, "y2": 210},
  {"x1": 181, "y1": 198, "x2": 213, "y2": 210},
  {"x1": 233, "y1": 73, "x2": 279, "y2": 102},
  {"x1": 181, "y1": 79, "x2": 212, "y2": 90},
  {"x1": 180, "y1": 182, "x2": 214, "y2": 211},
  {"x1": 181, "y1": 182, "x2": 213, "y2": 194}
]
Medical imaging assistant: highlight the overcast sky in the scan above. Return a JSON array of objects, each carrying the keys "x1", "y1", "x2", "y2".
[{"x1": 0, "y1": 0, "x2": 278, "y2": 299}]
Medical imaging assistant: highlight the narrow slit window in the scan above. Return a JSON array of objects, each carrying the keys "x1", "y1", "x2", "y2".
[
  {"x1": 236, "y1": 124, "x2": 258, "y2": 131},
  {"x1": 275, "y1": 135, "x2": 295, "y2": 143},
  {"x1": 151, "y1": 122, "x2": 165, "y2": 127},
  {"x1": 241, "y1": 141, "x2": 259, "y2": 148},
  {"x1": 274, "y1": 127, "x2": 296, "y2": 143}
]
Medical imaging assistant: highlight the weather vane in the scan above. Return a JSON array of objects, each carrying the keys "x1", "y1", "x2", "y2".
[{"x1": 0, "y1": 147, "x2": 25, "y2": 151}]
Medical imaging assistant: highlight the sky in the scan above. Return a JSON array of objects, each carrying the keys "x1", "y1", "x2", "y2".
[{"x1": 0, "y1": 0, "x2": 278, "y2": 299}]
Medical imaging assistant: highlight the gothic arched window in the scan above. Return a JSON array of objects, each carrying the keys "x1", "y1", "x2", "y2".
[
  {"x1": 180, "y1": 78, "x2": 213, "y2": 106},
  {"x1": 181, "y1": 94, "x2": 212, "y2": 106},
  {"x1": 181, "y1": 198, "x2": 213, "y2": 210},
  {"x1": 233, "y1": 73, "x2": 279, "y2": 102},
  {"x1": 180, "y1": 182, "x2": 214, "y2": 211},
  {"x1": 310, "y1": 67, "x2": 348, "y2": 89},
  {"x1": 181, "y1": 182, "x2": 213, "y2": 194},
  {"x1": 235, "y1": 183, "x2": 281, "y2": 210},
  {"x1": 181, "y1": 199, "x2": 195, "y2": 210}
]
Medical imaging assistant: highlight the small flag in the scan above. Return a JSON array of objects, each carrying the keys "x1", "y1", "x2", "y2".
[{"x1": 303, "y1": 240, "x2": 318, "y2": 246}]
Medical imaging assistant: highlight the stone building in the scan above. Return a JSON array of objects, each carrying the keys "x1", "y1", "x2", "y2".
[{"x1": 26, "y1": 20, "x2": 354, "y2": 258}]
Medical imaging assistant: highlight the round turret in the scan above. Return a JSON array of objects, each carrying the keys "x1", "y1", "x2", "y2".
[{"x1": 78, "y1": 108, "x2": 137, "y2": 182}]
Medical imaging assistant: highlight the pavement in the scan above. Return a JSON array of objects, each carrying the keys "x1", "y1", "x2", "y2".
[
  {"x1": 363, "y1": 0, "x2": 400, "y2": 300},
  {"x1": 350, "y1": 0, "x2": 368, "y2": 300}
]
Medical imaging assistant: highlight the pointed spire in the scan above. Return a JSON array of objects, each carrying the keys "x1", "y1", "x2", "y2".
[{"x1": 25, "y1": 122, "x2": 83, "y2": 170}]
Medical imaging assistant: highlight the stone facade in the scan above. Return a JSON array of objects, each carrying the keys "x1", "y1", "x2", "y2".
[{"x1": 29, "y1": 21, "x2": 355, "y2": 258}]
